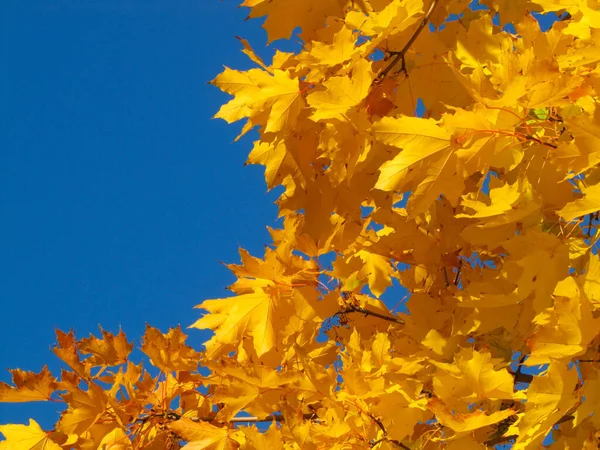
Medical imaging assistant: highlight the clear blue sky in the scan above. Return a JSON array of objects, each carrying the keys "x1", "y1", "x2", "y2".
[{"x1": 0, "y1": 0, "x2": 282, "y2": 427}]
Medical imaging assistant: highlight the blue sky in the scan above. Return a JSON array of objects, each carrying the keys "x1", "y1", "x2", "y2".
[{"x1": 0, "y1": 0, "x2": 281, "y2": 427}]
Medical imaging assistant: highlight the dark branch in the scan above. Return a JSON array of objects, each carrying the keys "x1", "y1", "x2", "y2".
[
  {"x1": 454, "y1": 260, "x2": 462, "y2": 286},
  {"x1": 342, "y1": 305, "x2": 405, "y2": 325},
  {"x1": 522, "y1": 133, "x2": 558, "y2": 149},
  {"x1": 366, "y1": 411, "x2": 411, "y2": 450},
  {"x1": 485, "y1": 434, "x2": 516, "y2": 447},
  {"x1": 138, "y1": 410, "x2": 317, "y2": 424},
  {"x1": 376, "y1": 0, "x2": 439, "y2": 80}
]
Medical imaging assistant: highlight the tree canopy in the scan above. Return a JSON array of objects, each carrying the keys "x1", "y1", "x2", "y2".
[{"x1": 2, "y1": 0, "x2": 600, "y2": 448}]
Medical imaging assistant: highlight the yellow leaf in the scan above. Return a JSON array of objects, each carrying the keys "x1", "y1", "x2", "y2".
[
  {"x1": 247, "y1": 140, "x2": 301, "y2": 190},
  {"x1": 527, "y1": 290, "x2": 600, "y2": 364},
  {"x1": 562, "y1": 109, "x2": 600, "y2": 175},
  {"x1": 235, "y1": 36, "x2": 271, "y2": 73},
  {"x1": 373, "y1": 116, "x2": 459, "y2": 215},
  {"x1": 192, "y1": 290, "x2": 279, "y2": 357},
  {"x1": 514, "y1": 362, "x2": 579, "y2": 449},
  {"x1": 345, "y1": 0, "x2": 423, "y2": 53},
  {"x1": 457, "y1": 179, "x2": 540, "y2": 228},
  {"x1": 141, "y1": 325, "x2": 201, "y2": 372},
  {"x1": 242, "y1": 0, "x2": 348, "y2": 44},
  {"x1": 52, "y1": 329, "x2": 91, "y2": 380},
  {"x1": 0, "y1": 366, "x2": 56, "y2": 403},
  {"x1": 307, "y1": 59, "x2": 373, "y2": 121},
  {"x1": 559, "y1": 181, "x2": 600, "y2": 221},
  {"x1": 305, "y1": 23, "x2": 357, "y2": 68},
  {"x1": 0, "y1": 419, "x2": 62, "y2": 450},
  {"x1": 78, "y1": 327, "x2": 133, "y2": 367},
  {"x1": 432, "y1": 349, "x2": 514, "y2": 404},
  {"x1": 356, "y1": 250, "x2": 393, "y2": 298},
  {"x1": 503, "y1": 230, "x2": 569, "y2": 313},
  {"x1": 457, "y1": 349, "x2": 514, "y2": 399},
  {"x1": 58, "y1": 383, "x2": 106, "y2": 435},
  {"x1": 212, "y1": 68, "x2": 303, "y2": 134},
  {"x1": 241, "y1": 424, "x2": 284, "y2": 450},
  {"x1": 428, "y1": 398, "x2": 515, "y2": 433},
  {"x1": 374, "y1": 117, "x2": 453, "y2": 183},
  {"x1": 98, "y1": 427, "x2": 132, "y2": 449},
  {"x1": 167, "y1": 418, "x2": 241, "y2": 450},
  {"x1": 373, "y1": 116, "x2": 451, "y2": 155},
  {"x1": 581, "y1": 253, "x2": 600, "y2": 307}
]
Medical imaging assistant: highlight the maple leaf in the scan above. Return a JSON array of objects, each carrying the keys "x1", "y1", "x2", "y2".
[
  {"x1": 211, "y1": 67, "x2": 304, "y2": 135},
  {"x1": 98, "y1": 427, "x2": 132, "y2": 449},
  {"x1": 206, "y1": 359, "x2": 307, "y2": 421},
  {"x1": 373, "y1": 116, "x2": 460, "y2": 216},
  {"x1": 303, "y1": 22, "x2": 358, "y2": 69},
  {"x1": 0, "y1": 419, "x2": 62, "y2": 450},
  {"x1": 241, "y1": 424, "x2": 284, "y2": 450},
  {"x1": 52, "y1": 329, "x2": 92, "y2": 380},
  {"x1": 192, "y1": 289, "x2": 282, "y2": 358},
  {"x1": 57, "y1": 383, "x2": 107, "y2": 435},
  {"x1": 457, "y1": 179, "x2": 541, "y2": 230},
  {"x1": 0, "y1": 366, "x2": 56, "y2": 403},
  {"x1": 241, "y1": 0, "x2": 349, "y2": 43},
  {"x1": 432, "y1": 349, "x2": 514, "y2": 404},
  {"x1": 513, "y1": 362, "x2": 579, "y2": 449},
  {"x1": 167, "y1": 418, "x2": 242, "y2": 450},
  {"x1": 355, "y1": 249, "x2": 394, "y2": 298},
  {"x1": 307, "y1": 59, "x2": 374, "y2": 121},
  {"x1": 559, "y1": 181, "x2": 600, "y2": 221},
  {"x1": 428, "y1": 398, "x2": 516, "y2": 434},
  {"x1": 141, "y1": 325, "x2": 201, "y2": 372},
  {"x1": 247, "y1": 139, "x2": 304, "y2": 191},
  {"x1": 79, "y1": 327, "x2": 133, "y2": 367},
  {"x1": 527, "y1": 281, "x2": 600, "y2": 364}
]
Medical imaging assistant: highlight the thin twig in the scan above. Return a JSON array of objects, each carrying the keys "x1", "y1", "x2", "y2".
[
  {"x1": 485, "y1": 412, "x2": 574, "y2": 447},
  {"x1": 523, "y1": 133, "x2": 558, "y2": 149},
  {"x1": 377, "y1": 0, "x2": 439, "y2": 80},
  {"x1": 138, "y1": 410, "x2": 317, "y2": 424},
  {"x1": 342, "y1": 305, "x2": 405, "y2": 325},
  {"x1": 366, "y1": 411, "x2": 411, "y2": 450},
  {"x1": 454, "y1": 260, "x2": 463, "y2": 286},
  {"x1": 485, "y1": 434, "x2": 516, "y2": 446},
  {"x1": 371, "y1": 437, "x2": 411, "y2": 450}
]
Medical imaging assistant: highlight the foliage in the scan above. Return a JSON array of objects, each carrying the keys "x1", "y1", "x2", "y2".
[{"x1": 3, "y1": 0, "x2": 600, "y2": 448}]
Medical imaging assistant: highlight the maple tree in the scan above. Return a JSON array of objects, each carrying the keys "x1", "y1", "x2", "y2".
[{"x1": 3, "y1": 0, "x2": 600, "y2": 448}]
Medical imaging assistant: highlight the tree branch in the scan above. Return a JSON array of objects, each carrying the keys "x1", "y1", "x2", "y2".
[
  {"x1": 342, "y1": 305, "x2": 405, "y2": 325},
  {"x1": 376, "y1": 0, "x2": 439, "y2": 81},
  {"x1": 522, "y1": 133, "x2": 558, "y2": 149},
  {"x1": 454, "y1": 260, "x2": 462, "y2": 286},
  {"x1": 484, "y1": 414, "x2": 575, "y2": 447},
  {"x1": 366, "y1": 411, "x2": 411, "y2": 450},
  {"x1": 442, "y1": 266, "x2": 450, "y2": 287},
  {"x1": 139, "y1": 410, "x2": 318, "y2": 424}
]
